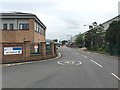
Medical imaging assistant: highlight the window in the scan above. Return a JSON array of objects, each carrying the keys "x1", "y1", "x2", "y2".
[
  {"x1": 10, "y1": 24, "x2": 14, "y2": 30},
  {"x1": 41, "y1": 28, "x2": 44, "y2": 35},
  {"x1": 3, "y1": 24, "x2": 7, "y2": 30},
  {"x1": 34, "y1": 22, "x2": 36, "y2": 31},
  {"x1": 19, "y1": 24, "x2": 29, "y2": 30}
]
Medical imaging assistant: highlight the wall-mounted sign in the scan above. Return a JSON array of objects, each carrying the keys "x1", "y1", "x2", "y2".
[
  {"x1": 34, "y1": 45, "x2": 38, "y2": 53},
  {"x1": 46, "y1": 42, "x2": 50, "y2": 44},
  {"x1": 4, "y1": 47, "x2": 22, "y2": 55},
  {"x1": 34, "y1": 45, "x2": 38, "y2": 49}
]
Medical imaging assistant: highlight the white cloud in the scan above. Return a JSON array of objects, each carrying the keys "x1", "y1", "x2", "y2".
[{"x1": 1, "y1": 0, "x2": 119, "y2": 40}]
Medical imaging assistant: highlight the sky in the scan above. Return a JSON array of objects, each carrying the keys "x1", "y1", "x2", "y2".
[{"x1": 1, "y1": 0, "x2": 119, "y2": 41}]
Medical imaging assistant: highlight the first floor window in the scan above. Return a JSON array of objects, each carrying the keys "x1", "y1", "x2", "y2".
[
  {"x1": 19, "y1": 23, "x2": 29, "y2": 30},
  {"x1": 10, "y1": 24, "x2": 14, "y2": 30},
  {"x1": 3, "y1": 24, "x2": 7, "y2": 30}
]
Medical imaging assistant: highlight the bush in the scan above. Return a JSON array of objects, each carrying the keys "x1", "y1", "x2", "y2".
[
  {"x1": 105, "y1": 45, "x2": 110, "y2": 53},
  {"x1": 98, "y1": 48, "x2": 102, "y2": 51}
]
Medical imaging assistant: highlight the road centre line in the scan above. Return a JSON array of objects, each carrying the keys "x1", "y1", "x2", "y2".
[
  {"x1": 111, "y1": 73, "x2": 120, "y2": 80},
  {"x1": 82, "y1": 55, "x2": 88, "y2": 58},
  {"x1": 90, "y1": 59, "x2": 102, "y2": 68}
]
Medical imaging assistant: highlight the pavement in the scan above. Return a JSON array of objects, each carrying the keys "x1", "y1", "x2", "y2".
[{"x1": 2, "y1": 46, "x2": 119, "y2": 88}]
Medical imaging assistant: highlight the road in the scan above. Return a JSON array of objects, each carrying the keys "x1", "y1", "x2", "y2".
[{"x1": 2, "y1": 47, "x2": 119, "y2": 88}]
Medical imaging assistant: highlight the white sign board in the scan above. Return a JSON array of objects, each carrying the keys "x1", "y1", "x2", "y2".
[{"x1": 4, "y1": 47, "x2": 22, "y2": 55}]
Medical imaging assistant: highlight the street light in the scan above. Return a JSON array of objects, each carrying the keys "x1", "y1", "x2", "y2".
[
  {"x1": 92, "y1": 22, "x2": 97, "y2": 27},
  {"x1": 84, "y1": 22, "x2": 97, "y2": 51}
]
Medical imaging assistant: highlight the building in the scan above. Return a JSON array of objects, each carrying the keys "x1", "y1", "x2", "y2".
[
  {"x1": 71, "y1": 35, "x2": 77, "y2": 43},
  {"x1": 0, "y1": 12, "x2": 46, "y2": 43},
  {"x1": 102, "y1": 15, "x2": 120, "y2": 30},
  {"x1": 0, "y1": 12, "x2": 58, "y2": 63}
]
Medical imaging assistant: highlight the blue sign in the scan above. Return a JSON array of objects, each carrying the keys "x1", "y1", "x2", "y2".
[{"x1": 4, "y1": 47, "x2": 22, "y2": 55}]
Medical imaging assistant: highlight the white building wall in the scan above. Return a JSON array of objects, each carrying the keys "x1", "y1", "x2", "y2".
[{"x1": 102, "y1": 16, "x2": 119, "y2": 30}]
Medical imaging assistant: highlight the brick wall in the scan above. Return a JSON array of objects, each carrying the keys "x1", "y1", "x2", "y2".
[
  {"x1": 2, "y1": 43, "x2": 26, "y2": 63},
  {"x1": 34, "y1": 31, "x2": 45, "y2": 43},
  {"x1": 2, "y1": 42, "x2": 57, "y2": 63},
  {"x1": 1, "y1": 18, "x2": 45, "y2": 44}
]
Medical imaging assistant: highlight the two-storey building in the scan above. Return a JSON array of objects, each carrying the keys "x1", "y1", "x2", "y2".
[{"x1": 0, "y1": 12, "x2": 46, "y2": 43}]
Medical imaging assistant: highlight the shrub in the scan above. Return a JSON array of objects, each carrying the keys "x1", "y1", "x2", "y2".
[
  {"x1": 105, "y1": 45, "x2": 110, "y2": 53},
  {"x1": 98, "y1": 48, "x2": 102, "y2": 51}
]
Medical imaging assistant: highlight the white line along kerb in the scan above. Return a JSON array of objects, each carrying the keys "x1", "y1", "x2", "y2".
[
  {"x1": 90, "y1": 59, "x2": 102, "y2": 68},
  {"x1": 111, "y1": 73, "x2": 120, "y2": 80}
]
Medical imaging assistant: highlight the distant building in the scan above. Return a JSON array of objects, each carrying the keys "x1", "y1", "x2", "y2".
[
  {"x1": 0, "y1": 12, "x2": 46, "y2": 43},
  {"x1": 70, "y1": 35, "x2": 78, "y2": 43}
]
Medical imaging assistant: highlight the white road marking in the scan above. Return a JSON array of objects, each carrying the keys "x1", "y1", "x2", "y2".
[
  {"x1": 58, "y1": 61, "x2": 65, "y2": 65},
  {"x1": 111, "y1": 73, "x2": 120, "y2": 80},
  {"x1": 90, "y1": 59, "x2": 102, "y2": 68},
  {"x1": 82, "y1": 55, "x2": 87, "y2": 58},
  {"x1": 58, "y1": 61, "x2": 82, "y2": 65},
  {"x1": 75, "y1": 61, "x2": 82, "y2": 65}
]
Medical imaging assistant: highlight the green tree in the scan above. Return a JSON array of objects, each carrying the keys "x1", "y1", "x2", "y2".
[
  {"x1": 96, "y1": 24, "x2": 105, "y2": 49},
  {"x1": 75, "y1": 34, "x2": 84, "y2": 47},
  {"x1": 105, "y1": 21, "x2": 119, "y2": 45},
  {"x1": 105, "y1": 20, "x2": 120, "y2": 55},
  {"x1": 53, "y1": 39, "x2": 58, "y2": 42},
  {"x1": 84, "y1": 24, "x2": 105, "y2": 50},
  {"x1": 61, "y1": 40, "x2": 68, "y2": 45}
]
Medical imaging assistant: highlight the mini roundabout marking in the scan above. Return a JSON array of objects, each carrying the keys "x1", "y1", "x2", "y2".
[{"x1": 58, "y1": 61, "x2": 82, "y2": 65}]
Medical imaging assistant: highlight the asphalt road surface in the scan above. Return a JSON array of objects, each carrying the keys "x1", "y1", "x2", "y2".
[{"x1": 2, "y1": 46, "x2": 119, "y2": 88}]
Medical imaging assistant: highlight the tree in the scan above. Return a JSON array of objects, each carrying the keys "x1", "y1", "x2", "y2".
[
  {"x1": 75, "y1": 34, "x2": 84, "y2": 47},
  {"x1": 105, "y1": 21, "x2": 119, "y2": 45},
  {"x1": 61, "y1": 40, "x2": 68, "y2": 45},
  {"x1": 96, "y1": 24, "x2": 105, "y2": 48},
  {"x1": 105, "y1": 21, "x2": 120, "y2": 55},
  {"x1": 84, "y1": 24, "x2": 105, "y2": 50},
  {"x1": 53, "y1": 39, "x2": 58, "y2": 42},
  {"x1": 105, "y1": 20, "x2": 120, "y2": 55}
]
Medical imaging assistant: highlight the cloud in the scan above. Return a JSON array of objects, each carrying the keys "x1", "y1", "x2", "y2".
[{"x1": 1, "y1": 0, "x2": 119, "y2": 41}]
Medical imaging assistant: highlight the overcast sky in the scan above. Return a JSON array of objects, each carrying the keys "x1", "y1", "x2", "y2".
[{"x1": 1, "y1": 0, "x2": 119, "y2": 41}]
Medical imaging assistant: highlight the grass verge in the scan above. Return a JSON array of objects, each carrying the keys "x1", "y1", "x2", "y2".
[{"x1": 84, "y1": 49, "x2": 110, "y2": 55}]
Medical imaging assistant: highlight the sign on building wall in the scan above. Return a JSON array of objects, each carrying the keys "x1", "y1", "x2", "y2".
[
  {"x1": 34, "y1": 45, "x2": 38, "y2": 53},
  {"x1": 4, "y1": 47, "x2": 22, "y2": 55}
]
